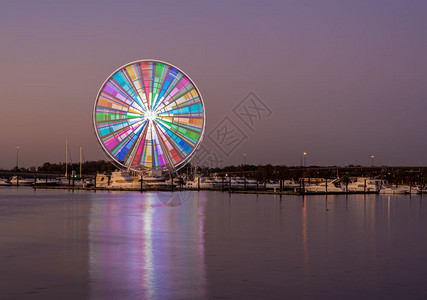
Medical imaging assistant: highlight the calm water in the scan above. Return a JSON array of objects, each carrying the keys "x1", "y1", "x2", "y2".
[{"x1": 0, "y1": 188, "x2": 426, "y2": 300}]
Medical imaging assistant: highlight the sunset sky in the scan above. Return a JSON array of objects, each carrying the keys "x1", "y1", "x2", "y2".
[{"x1": 1, "y1": 0, "x2": 427, "y2": 168}]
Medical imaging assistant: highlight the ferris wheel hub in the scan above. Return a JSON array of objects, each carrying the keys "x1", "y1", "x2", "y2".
[{"x1": 145, "y1": 111, "x2": 157, "y2": 121}]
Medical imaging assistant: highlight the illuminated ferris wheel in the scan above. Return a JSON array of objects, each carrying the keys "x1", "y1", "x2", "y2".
[{"x1": 93, "y1": 60, "x2": 205, "y2": 172}]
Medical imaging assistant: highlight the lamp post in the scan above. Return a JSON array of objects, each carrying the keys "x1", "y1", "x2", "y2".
[
  {"x1": 303, "y1": 152, "x2": 307, "y2": 167},
  {"x1": 370, "y1": 155, "x2": 374, "y2": 167}
]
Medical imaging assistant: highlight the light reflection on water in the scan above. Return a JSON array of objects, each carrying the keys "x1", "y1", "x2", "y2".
[
  {"x1": 0, "y1": 188, "x2": 427, "y2": 299},
  {"x1": 88, "y1": 192, "x2": 207, "y2": 300}
]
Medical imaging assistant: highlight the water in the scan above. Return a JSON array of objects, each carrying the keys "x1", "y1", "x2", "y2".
[{"x1": 0, "y1": 188, "x2": 426, "y2": 299}]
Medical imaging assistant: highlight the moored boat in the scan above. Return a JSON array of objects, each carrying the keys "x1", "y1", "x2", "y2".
[{"x1": 9, "y1": 176, "x2": 34, "y2": 186}]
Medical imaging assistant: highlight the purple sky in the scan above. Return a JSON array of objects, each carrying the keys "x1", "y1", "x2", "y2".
[{"x1": 1, "y1": 0, "x2": 427, "y2": 168}]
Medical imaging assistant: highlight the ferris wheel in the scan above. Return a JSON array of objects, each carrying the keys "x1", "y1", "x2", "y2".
[{"x1": 93, "y1": 60, "x2": 205, "y2": 172}]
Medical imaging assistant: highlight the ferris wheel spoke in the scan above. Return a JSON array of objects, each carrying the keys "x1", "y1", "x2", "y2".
[
  {"x1": 152, "y1": 121, "x2": 185, "y2": 167},
  {"x1": 152, "y1": 69, "x2": 183, "y2": 112},
  {"x1": 151, "y1": 65, "x2": 179, "y2": 112},
  {"x1": 149, "y1": 121, "x2": 169, "y2": 169},
  {"x1": 104, "y1": 119, "x2": 144, "y2": 143},
  {"x1": 111, "y1": 70, "x2": 147, "y2": 113},
  {"x1": 152, "y1": 121, "x2": 178, "y2": 169},
  {"x1": 155, "y1": 120, "x2": 194, "y2": 159},
  {"x1": 138, "y1": 61, "x2": 154, "y2": 111},
  {"x1": 101, "y1": 80, "x2": 137, "y2": 109},
  {"x1": 105, "y1": 120, "x2": 146, "y2": 163},
  {"x1": 155, "y1": 115, "x2": 203, "y2": 135},
  {"x1": 150, "y1": 63, "x2": 168, "y2": 112},
  {"x1": 153, "y1": 78, "x2": 193, "y2": 112},
  {"x1": 155, "y1": 118, "x2": 198, "y2": 148},
  {"x1": 124, "y1": 121, "x2": 149, "y2": 169},
  {"x1": 122, "y1": 64, "x2": 150, "y2": 113}
]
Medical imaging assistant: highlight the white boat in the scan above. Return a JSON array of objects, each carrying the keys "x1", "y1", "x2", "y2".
[
  {"x1": 95, "y1": 174, "x2": 110, "y2": 188},
  {"x1": 305, "y1": 178, "x2": 345, "y2": 193},
  {"x1": 379, "y1": 187, "x2": 407, "y2": 194},
  {"x1": 265, "y1": 181, "x2": 280, "y2": 190},
  {"x1": 83, "y1": 178, "x2": 94, "y2": 187},
  {"x1": 35, "y1": 178, "x2": 61, "y2": 186},
  {"x1": 230, "y1": 177, "x2": 258, "y2": 190},
  {"x1": 346, "y1": 178, "x2": 381, "y2": 193},
  {"x1": 9, "y1": 176, "x2": 34, "y2": 186},
  {"x1": 108, "y1": 171, "x2": 141, "y2": 189},
  {"x1": 379, "y1": 180, "x2": 409, "y2": 194},
  {"x1": 0, "y1": 179, "x2": 12, "y2": 186},
  {"x1": 136, "y1": 174, "x2": 175, "y2": 189},
  {"x1": 185, "y1": 176, "x2": 217, "y2": 189},
  {"x1": 401, "y1": 185, "x2": 420, "y2": 194},
  {"x1": 265, "y1": 179, "x2": 299, "y2": 190},
  {"x1": 283, "y1": 180, "x2": 300, "y2": 190}
]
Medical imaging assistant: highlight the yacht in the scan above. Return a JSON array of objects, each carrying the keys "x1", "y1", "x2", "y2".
[
  {"x1": 185, "y1": 176, "x2": 217, "y2": 189},
  {"x1": 136, "y1": 174, "x2": 175, "y2": 189},
  {"x1": 108, "y1": 171, "x2": 141, "y2": 189},
  {"x1": 9, "y1": 176, "x2": 34, "y2": 186},
  {"x1": 95, "y1": 174, "x2": 110, "y2": 188},
  {"x1": 230, "y1": 177, "x2": 258, "y2": 190},
  {"x1": 35, "y1": 178, "x2": 61, "y2": 186},
  {"x1": 346, "y1": 178, "x2": 381, "y2": 193},
  {"x1": 379, "y1": 180, "x2": 408, "y2": 194},
  {"x1": 0, "y1": 179, "x2": 12, "y2": 186},
  {"x1": 283, "y1": 180, "x2": 300, "y2": 190},
  {"x1": 401, "y1": 185, "x2": 421, "y2": 194},
  {"x1": 265, "y1": 181, "x2": 279, "y2": 190},
  {"x1": 305, "y1": 178, "x2": 345, "y2": 193},
  {"x1": 83, "y1": 178, "x2": 94, "y2": 187},
  {"x1": 379, "y1": 186, "x2": 407, "y2": 194}
]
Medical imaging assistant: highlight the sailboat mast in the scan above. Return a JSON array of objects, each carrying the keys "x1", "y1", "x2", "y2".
[
  {"x1": 79, "y1": 146, "x2": 82, "y2": 179},
  {"x1": 65, "y1": 139, "x2": 68, "y2": 177}
]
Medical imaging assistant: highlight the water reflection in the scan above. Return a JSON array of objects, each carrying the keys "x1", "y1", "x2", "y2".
[
  {"x1": 1, "y1": 189, "x2": 427, "y2": 299},
  {"x1": 301, "y1": 196, "x2": 310, "y2": 276},
  {"x1": 88, "y1": 192, "x2": 207, "y2": 300}
]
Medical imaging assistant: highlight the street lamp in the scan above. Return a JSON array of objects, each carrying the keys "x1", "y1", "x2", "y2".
[
  {"x1": 303, "y1": 152, "x2": 307, "y2": 167},
  {"x1": 370, "y1": 155, "x2": 375, "y2": 167},
  {"x1": 243, "y1": 153, "x2": 247, "y2": 166}
]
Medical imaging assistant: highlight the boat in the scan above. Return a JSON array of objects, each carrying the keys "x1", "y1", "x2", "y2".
[
  {"x1": 95, "y1": 174, "x2": 110, "y2": 188},
  {"x1": 379, "y1": 180, "x2": 408, "y2": 194},
  {"x1": 108, "y1": 171, "x2": 141, "y2": 189},
  {"x1": 9, "y1": 176, "x2": 34, "y2": 186},
  {"x1": 83, "y1": 178, "x2": 94, "y2": 187},
  {"x1": 265, "y1": 181, "x2": 279, "y2": 190},
  {"x1": 346, "y1": 178, "x2": 381, "y2": 193},
  {"x1": 185, "y1": 176, "x2": 217, "y2": 189},
  {"x1": 35, "y1": 178, "x2": 61, "y2": 186},
  {"x1": 230, "y1": 177, "x2": 258, "y2": 190},
  {"x1": 264, "y1": 179, "x2": 298, "y2": 191},
  {"x1": 379, "y1": 187, "x2": 408, "y2": 194},
  {"x1": 136, "y1": 174, "x2": 176, "y2": 189},
  {"x1": 283, "y1": 179, "x2": 299, "y2": 190},
  {"x1": 305, "y1": 178, "x2": 345, "y2": 193},
  {"x1": 0, "y1": 179, "x2": 12, "y2": 186},
  {"x1": 401, "y1": 185, "x2": 421, "y2": 194}
]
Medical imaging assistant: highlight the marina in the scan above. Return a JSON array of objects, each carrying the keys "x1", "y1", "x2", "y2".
[{"x1": 2, "y1": 171, "x2": 427, "y2": 195}]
